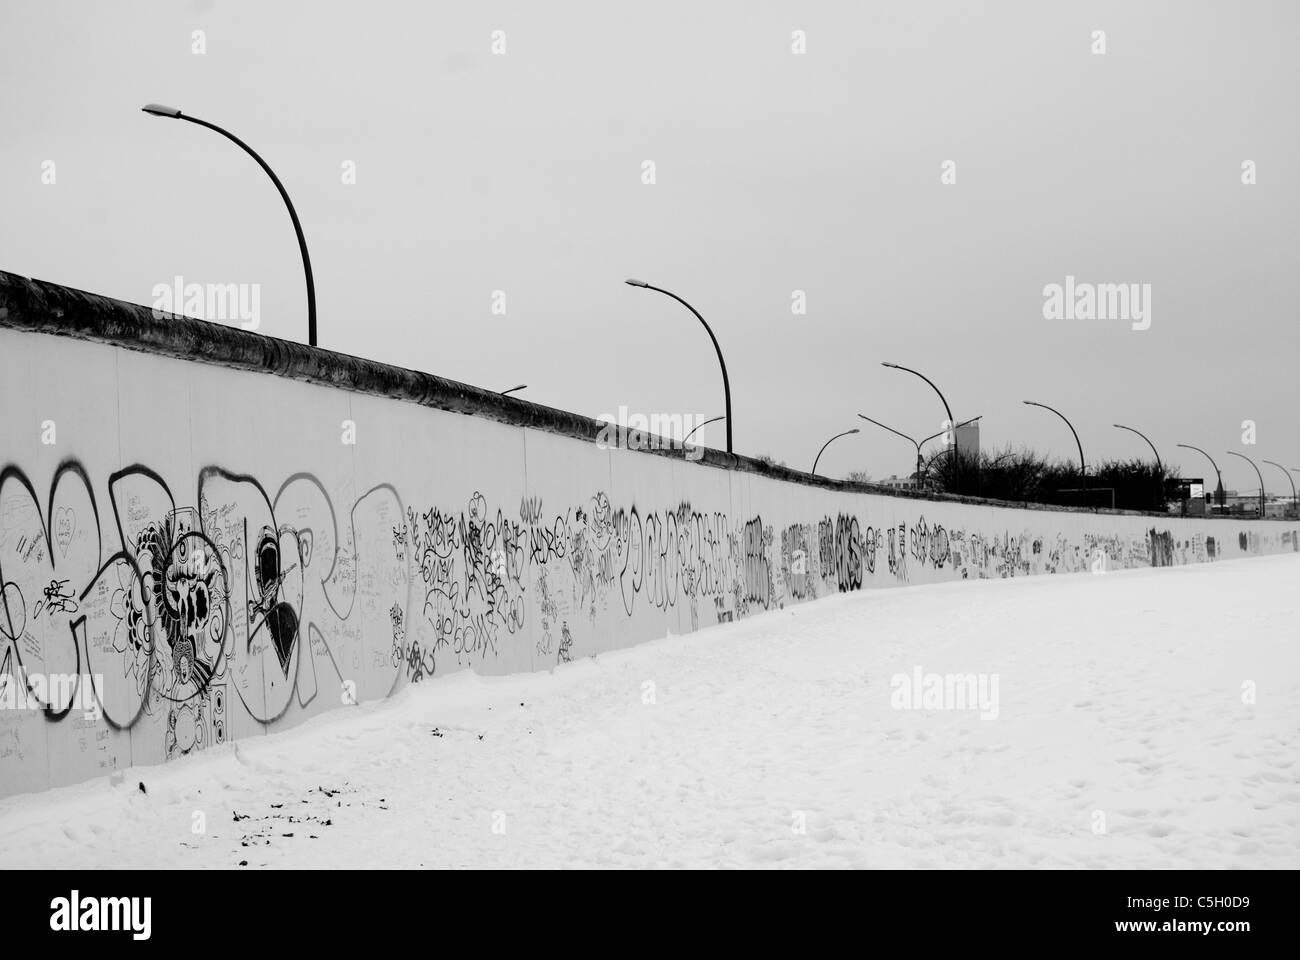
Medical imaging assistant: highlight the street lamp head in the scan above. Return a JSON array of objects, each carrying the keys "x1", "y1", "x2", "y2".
[
  {"x1": 141, "y1": 103, "x2": 182, "y2": 118},
  {"x1": 881, "y1": 362, "x2": 899, "y2": 370},
  {"x1": 624, "y1": 279, "x2": 649, "y2": 288},
  {"x1": 848, "y1": 428, "x2": 860, "y2": 434}
]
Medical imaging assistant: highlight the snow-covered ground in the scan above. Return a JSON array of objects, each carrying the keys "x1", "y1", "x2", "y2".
[{"x1": 2, "y1": 553, "x2": 1297, "y2": 869}]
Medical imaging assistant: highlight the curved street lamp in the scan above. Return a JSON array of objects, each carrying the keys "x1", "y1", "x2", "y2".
[
  {"x1": 881, "y1": 363, "x2": 964, "y2": 491},
  {"x1": 1024, "y1": 400, "x2": 1086, "y2": 484},
  {"x1": 625, "y1": 280, "x2": 732, "y2": 454},
  {"x1": 1262, "y1": 460, "x2": 1296, "y2": 517},
  {"x1": 881, "y1": 362, "x2": 953, "y2": 425},
  {"x1": 857, "y1": 414, "x2": 926, "y2": 484},
  {"x1": 858, "y1": 414, "x2": 980, "y2": 486},
  {"x1": 1176, "y1": 444, "x2": 1225, "y2": 510},
  {"x1": 1224, "y1": 450, "x2": 1266, "y2": 518},
  {"x1": 500, "y1": 385, "x2": 527, "y2": 397},
  {"x1": 683, "y1": 415, "x2": 725, "y2": 446},
  {"x1": 1113, "y1": 423, "x2": 1161, "y2": 472},
  {"x1": 811, "y1": 428, "x2": 860, "y2": 477},
  {"x1": 1114, "y1": 423, "x2": 1163, "y2": 510},
  {"x1": 142, "y1": 104, "x2": 317, "y2": 347}
]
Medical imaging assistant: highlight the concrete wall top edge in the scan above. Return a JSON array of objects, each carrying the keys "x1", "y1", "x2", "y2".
[{"x1": 0, "y1": 268, "x2": 1252, "y2": 521}]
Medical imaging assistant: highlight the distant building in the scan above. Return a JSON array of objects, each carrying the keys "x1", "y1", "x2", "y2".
[
  {"x1": 1265, "y1": 497, "x2": 1297, "y2": 520},
  {"x1": 1216, "y1": 493, "x2": 1296, "y2": 519},
  {"x1": 953, "y1": 419, "x2": 980, "y2": 464}
]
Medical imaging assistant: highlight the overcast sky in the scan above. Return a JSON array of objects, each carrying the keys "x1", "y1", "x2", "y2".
[{"x1": 2, "y1": 0, "x2": 1296, "y2": 489}]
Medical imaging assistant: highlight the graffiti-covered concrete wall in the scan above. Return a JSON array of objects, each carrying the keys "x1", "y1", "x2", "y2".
[{"x1": 1, "y1": 273, "x2": 1295, "y2": 798}]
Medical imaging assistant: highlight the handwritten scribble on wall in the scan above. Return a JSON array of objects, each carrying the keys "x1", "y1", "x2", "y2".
[{"x1": 2, "y1": 454, "x2": 1293, "y2": 798}]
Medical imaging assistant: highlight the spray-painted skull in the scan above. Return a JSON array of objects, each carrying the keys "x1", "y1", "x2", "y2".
[
  {"x1": 160, "y1": 532, "x2": 224, "y2": 695},
  {"x1": 167, "y1": 563, "x2": 210, "y2": 681}
]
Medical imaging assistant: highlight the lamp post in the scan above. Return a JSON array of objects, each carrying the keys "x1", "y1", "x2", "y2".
[
  {"x1": 857, "y1": 415, "x2": 925, "y2": 485},
  {"x1": 811, "y1": 428, "x2": 860, "y2": 477},
  {"x1": 683, "y1": 415, "x2": 725, "y2": 446},
  {"x1": 881, "y1": 363, "x2": 962, "y2": 490},
  {"x1": 1024, "y1": 401, "x2": 1086, "y2": 498},
  {"x1": 857, "y1": 415, "x2": 979, "y2": 488},
  {"x1": 500, "y1": 385, "x2": 527, "y2": 397},
  {"x1": 1262, "y1": 460, "x2": 1296, "y2": 517},
  {"x1": 1114, "y1": 423, "x2": 1163, "y2": 510},
  {"x1": 625, "y1": 280, "x2": 732, "y2": 454},
  {"x1": 1176, "y1": 444, "x2": 1225, "y2": 512},
  {"x1": 142, "y1": 104, "x2": 317, "y2": 347},
  {"x1": 1224, "y1": 451, "x2": 1266, "y2": 518},
  {"x1": 881, "y1": 362, "x2": 953, "y2": 425}
]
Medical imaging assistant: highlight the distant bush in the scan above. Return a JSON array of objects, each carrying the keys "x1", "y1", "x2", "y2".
[{"x1": 926, "y1": 446, "x2": 1179, "y2": 511}]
